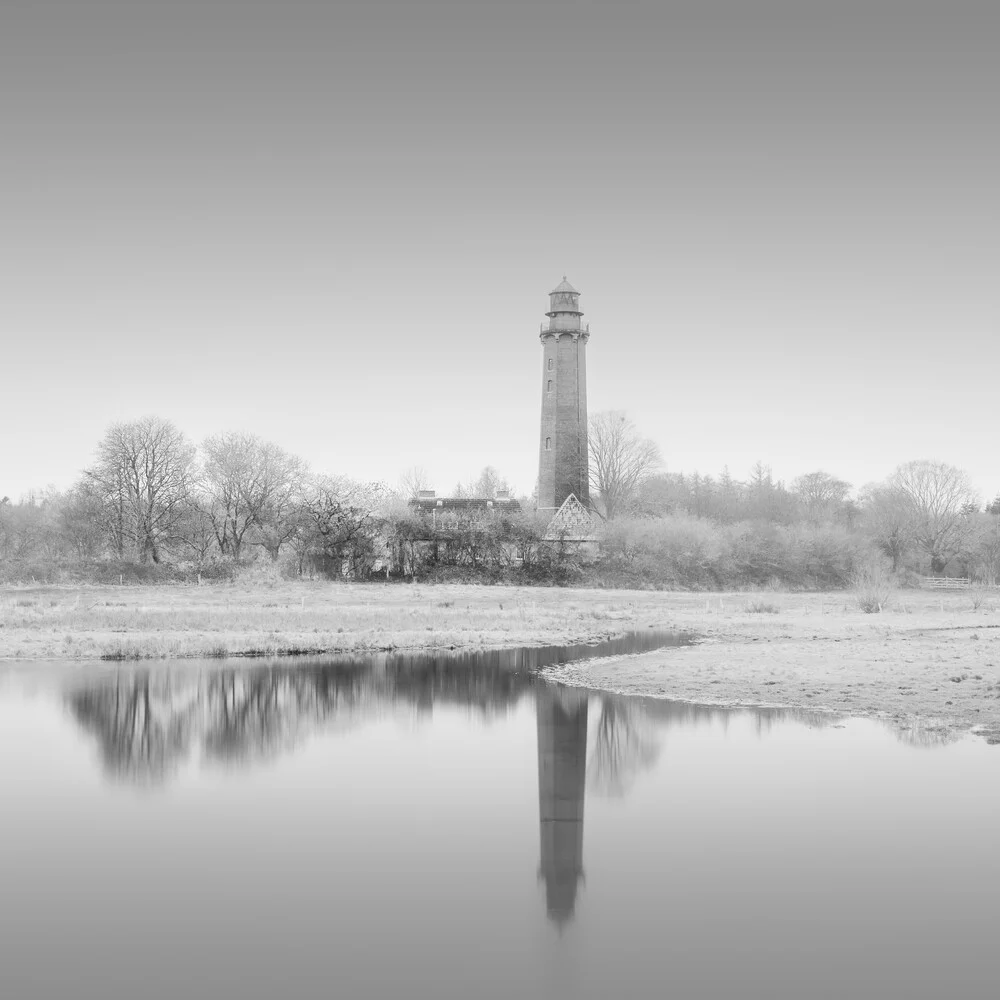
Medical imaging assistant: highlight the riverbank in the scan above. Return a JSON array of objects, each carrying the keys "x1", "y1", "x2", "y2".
[
  {"x1": 542, "y1": 589, "x2": 1000, "y2": 744},
  {"x1": 3, "y1": 582, "x2": 999, "y2": 741}
]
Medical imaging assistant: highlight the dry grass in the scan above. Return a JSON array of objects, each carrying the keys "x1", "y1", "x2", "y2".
[{"x1": 0, "y1": 581, "x2": 644, "y2": 661}]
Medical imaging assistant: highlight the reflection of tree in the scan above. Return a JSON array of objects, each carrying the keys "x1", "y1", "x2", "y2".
[
  {"x1": 71, "y1": 673, "x2": 200, "y2": 784},
  {"x1": 67, "y1": 653, "x2": 535, "y2": 784},
  {"x1": 894, "y1": 719, "x2": 957, "y2": 748},
  {"x1": 588, "y1": 697, "x2": 660, "y2": 798}
]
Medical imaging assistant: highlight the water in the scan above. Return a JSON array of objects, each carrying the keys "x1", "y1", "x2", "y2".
[{"x1": 2, "y1": 643, "x2": 999, "y2": 999}]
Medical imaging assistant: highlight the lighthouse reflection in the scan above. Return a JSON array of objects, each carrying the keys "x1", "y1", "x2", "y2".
[
  {"x1": 535, "y1": 688, "x2": 667, "y2": 927},
  {"x1": 536, "y1": 686, "x2": 589, "y2": 927},
  {"x1": 61, "y1": 657, "x2": 831, "y2": 933}
]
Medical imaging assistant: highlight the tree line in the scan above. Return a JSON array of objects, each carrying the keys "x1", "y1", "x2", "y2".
[
  {"x1": 3, "y1": 411, "x2": 999, "y2": 587},
  {"x1": 1, "y1": 416, "x2": 386, "y2": 579},
  {"x1": 591, "y1": 412, "x2": 999, "y2": 584}
]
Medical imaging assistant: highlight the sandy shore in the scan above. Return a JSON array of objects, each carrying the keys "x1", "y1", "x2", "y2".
[
  {"x1": 543, "y1": 589, "x2": 1000, "y2": 744},
  {"x1": 2, "y1": 582, "x2": 999, "y2": 741}
]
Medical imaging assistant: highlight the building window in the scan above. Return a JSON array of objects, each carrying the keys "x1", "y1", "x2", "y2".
[
  {"x1": 545, "y1": 437, "x2": 551, "y2": 450},
  {"x1": 547, "y1": 380, "x2": 553, "y2": 393},
  {"x1": 547, "y1": 358, "x2": 554, "y2": 371}
]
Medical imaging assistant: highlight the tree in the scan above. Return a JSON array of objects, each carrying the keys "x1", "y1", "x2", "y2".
[
  {"x1": 887, "y1": 460, "x2": 977, "y2": 574},
  {"x1": 859, "y1": 484, "x2": 915, "y2": 573},
  {"x1": 792, "y1": 470, "x2": 853, "y2": 524},
  {"x1": 173, "y1": 499, "x2": 218, "y2": 563},
  {"x1": 588, "y1": 411, "x2": 662, "y2": 519},
  {"x1": 297, "y1": 475, "x2": 386, "y2": 577},
  {"x1": 397, "y1": 466, "x2": 431, "y2": 500},
  {"x1": 200, "y1": 432, "x2": 306, "y2": 560},
  {"x1": 0, "y1": 490, "x2": 64, "y2": 563},
  {"x1": 85, "y1": 417, "x2": 194, "y2": 562},
  {"x1": 792, "y1": 470, "x2": 851, "y2": 508},
  {"x1": 466, "y1": 465, "x2": 511, "y2": 499},
  {"x1": 60, "y1": 482, "x2": 108, "y2": 559},
  {"x1": 741, "y1": 462, "x2": 797, "y2": 524},
  {"x1": 633, "y1": 472, "x2": 690, "y2": 517}
]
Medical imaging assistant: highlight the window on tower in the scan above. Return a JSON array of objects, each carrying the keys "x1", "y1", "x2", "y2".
[
  {"x1": 547, "y1": 380, "x2": 553, "y2": 393},
  {"x1": 545, "y1": 437, "x2": 551, "y2": 450},
  {"x1": 547, "y1": 358, "x2": 554, "y2": 371}
]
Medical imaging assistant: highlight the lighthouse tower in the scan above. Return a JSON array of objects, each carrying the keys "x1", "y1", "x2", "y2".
[{"x1": 537, "y1": 278, "x2": 590, "y2": 513}]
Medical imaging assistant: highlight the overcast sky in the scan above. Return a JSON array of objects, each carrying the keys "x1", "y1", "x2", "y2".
[{"x1": 2, "y1": 0, "x2": 997, "y2": 503}]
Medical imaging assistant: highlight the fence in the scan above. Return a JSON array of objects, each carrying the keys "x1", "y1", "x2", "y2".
[{"x1": 920, "y1": 576, "x2": 971, "y2": 590}]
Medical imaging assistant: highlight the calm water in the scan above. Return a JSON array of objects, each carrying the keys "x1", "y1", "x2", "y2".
[{"x1": 2, "y1": 642, "x2": 999, "y2": 999}]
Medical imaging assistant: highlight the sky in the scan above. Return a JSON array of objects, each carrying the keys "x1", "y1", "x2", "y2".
[{"x1": 1, "y1": 0, "x2": 998, "y2": 504}]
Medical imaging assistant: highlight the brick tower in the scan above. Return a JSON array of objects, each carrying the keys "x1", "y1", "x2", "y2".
[{"x1": 537, "y1": 278, "x2": 590, "y2": 513}]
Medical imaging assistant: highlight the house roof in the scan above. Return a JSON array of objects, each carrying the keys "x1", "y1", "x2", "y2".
[
  {"x1": 408, "y1": 497, "x2": 522, "y2": 514},
  {"x1": 543, "y1": 494, "x2": 597, "y2": 541}
]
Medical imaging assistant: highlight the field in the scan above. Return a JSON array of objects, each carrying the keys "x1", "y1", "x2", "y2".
[
  {"x1": 2, "y1": 581, "x2": 1000, "y2": 741},
  {"x1": 0, "y1": 581, "x2": 643, "y2": 661}
]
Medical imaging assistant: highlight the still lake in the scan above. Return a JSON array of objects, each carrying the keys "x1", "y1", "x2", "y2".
[{"x1": 2, "y1": 640, "x2": 999, "y2": 999}]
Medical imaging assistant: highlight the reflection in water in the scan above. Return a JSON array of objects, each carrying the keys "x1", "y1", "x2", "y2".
[
  {"x1": 536, "y1": 687, "x2": 589, "y2": 928},
  {"x1": 588, "y1": 699, "x2": 661, "y2": 798},
  {"x1": 5, "y1": 651, "x2": 998, "y2": 1000},
  {"x1": 64, "y1": 634, "x2": 690, "y2": 783},
  {"x1": 533, "y1": 693, "x2": 839, "y2": 927},
  {"x1": 72, "y1": 673, "x2": 201, "y2": 784},
  {"x1": 63, "y1": 647, "x2": 841, "y2": 933},
  {"x1": 67, "y1": 652, "x2": 534, "y2": 782}
]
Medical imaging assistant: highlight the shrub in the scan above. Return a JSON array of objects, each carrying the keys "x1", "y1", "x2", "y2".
[
  {"x1": 231, "y1": 559, "x2": 294, "y2": 589},
  {"x1": 744, "y1": 599, "x2": 780, "y2": 613},
  {"x1": 969, "y1": 585, "x2": 990, "y2": 611},
  {"x1": 852, "y1": 555, "x2": 894, "y2": 613},
  {"x1": 599, "y1": 515, "x2": 725, "y2": 589}
]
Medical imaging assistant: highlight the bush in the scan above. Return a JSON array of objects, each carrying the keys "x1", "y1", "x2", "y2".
[
  {"x1": 598, "y1": 515, "x2": 726, "y2": 589},
  {"x1": 852, "y1": 555, "x2": 894, "y2": 613},
  {"x1": 744, "y1": 599, "x2": 780, "y2": 613},
  {"x1": 231, "y1": 559, "x2": 297, "y2": 588}
]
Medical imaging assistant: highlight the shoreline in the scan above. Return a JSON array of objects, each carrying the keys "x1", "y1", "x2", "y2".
[{"x1": 3, "y1": 582, "x2": 1000, "y2": 742}]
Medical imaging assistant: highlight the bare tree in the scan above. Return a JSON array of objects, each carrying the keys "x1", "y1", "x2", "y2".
[
  {"x1": 173, "y1": 498, "x2": 218, "y2": 563},
  {"x1": 59, "y1": 482, "x2": 108, "y2": 559},
  {"x1": 588, "y1": 411, "x2": 662, "y2": 519},
  {"x1": 397, "y1": 466, "x2": 431, "y2": 500},
  {"x1": 465, "y1": 465, "x2": 511, "y2": 498},
  {"x1": 86, "y1": 416, "x2": 194, "y2": 562},
  {"x1": 792, "y1": 470, "x2": 853, "y2": 524},
  {"x1": 200, "y1": 432, "x2": 306, "y2": 560},
  {"x1": 887, "y1": 460, "x2": 977, "y2": 574},
  {"x1": 792, "y1": 470, "x2": 851, "y2": 507},
  {"x1": 859, "y1": 484, "x2": 914, "y2": 573},
  {"x1": 297, "y1": 475, "x2": 387, "y2": 577},
  {"x1": 0, "y1": 490, "x2": 66, "y2": 562}
]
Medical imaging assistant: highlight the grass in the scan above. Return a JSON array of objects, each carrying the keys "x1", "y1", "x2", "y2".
[
  {"x1": 0, "y1": 581, "x2": 644, "y2": 661},
  {"x1": 4, "y1": 581, "x2": 999, "y2": 665}
]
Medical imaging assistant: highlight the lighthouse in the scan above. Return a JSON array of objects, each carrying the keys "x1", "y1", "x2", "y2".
[{"x1": 537, "y1": 278, "x2": 590, "y2": 513}]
